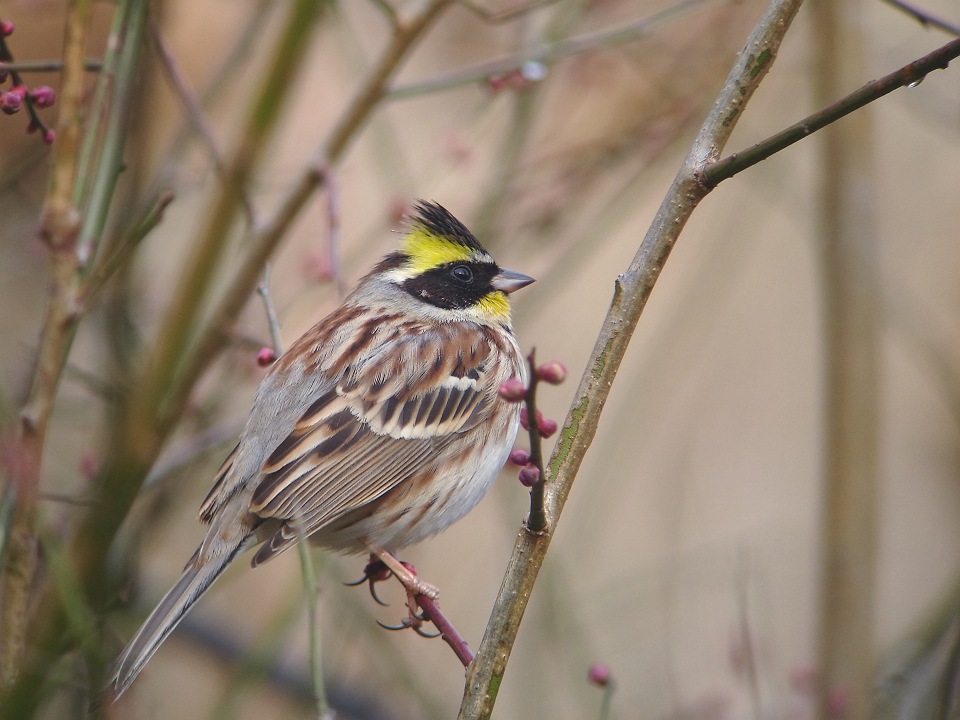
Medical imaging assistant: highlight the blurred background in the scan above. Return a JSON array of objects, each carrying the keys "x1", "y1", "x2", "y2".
[{"x1": 1, "y1": 0, "x2": 959, "y2": 718}]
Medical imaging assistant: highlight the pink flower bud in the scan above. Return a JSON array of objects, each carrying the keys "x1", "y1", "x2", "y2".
[
  {"x1": 518, "y1": 464, "x2": 540, "y2": 487},
  {"x1": 588, "y1": 662, "x2": 611, "y2": 687},
  {"x1": 539, "y1": 417, "x2": 558, "y2": 438},
  {"x1": 0, "y1": 20, "x2": 14, "y2": 37},
  {"x1": 0, "y1": 91, "x2": 22, "y2": 115},
  {"x1": 256, "y1": 347, "x2": 277, "y2": 367},
  {"x1": 509, "y1": 448, "x2": 530, "y2": 466},
  {"x1": 30, "y1": 86, "x2": 56, "y2": 108},
  {"x1": 498, "y1": 378, "x2": 526, "y2": 402},
  {"x1": 42, "y1": 128, "x2": 55, "y2": 144},
  {"x1": 519, "y1": 406, "x2": 529, "y2": 430},
  {"x1": 535, "y1": 361, "x2": 567, "y2": 384}
]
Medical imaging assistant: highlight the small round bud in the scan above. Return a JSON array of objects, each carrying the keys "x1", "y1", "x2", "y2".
[
  {"x1": 256, "y1": 347, "x2": 277, "y2": 367},
  {"x1": 538, "y1": 417, "x2": 558, "y2": 438},
  {"x1": 509, "y1": 448, "x2": 530, "y2": 466},
  {"x1": 588, "y1": 662, "x2": 611, "y2": 687},
  {"x1": 498, "y1": 378, "x2": 526, "y2": 402},
  {"x1": 0, "y1": 20, "x2": 14, "y2": 37},
  {"x1": 519, "y1": 406, "x2": 529, "y2": 430},
  {"x1": 535, "y1": 361, "x2": 567, "y2": 385},
  {"x1": 42, "y1": 128, "x2": 55, "y2": 144},
  {"x1": 0, "y1": 91, "x2": 22, "y2": 115},
  {"x1": 30, "y1": 86, "x2": 56, "y2": 108},
  {"x1": 518, "y1": 464, "x2": 540, "y2": 487}
]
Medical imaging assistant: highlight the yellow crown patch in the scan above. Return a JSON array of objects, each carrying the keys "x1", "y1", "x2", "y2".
[{"x1": 402, "y1": 227, "x2": 481, "y2": 274}]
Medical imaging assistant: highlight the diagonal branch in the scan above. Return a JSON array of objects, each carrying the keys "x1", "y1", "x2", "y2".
[
  {"x1": 703, "y1": 36, "x2": 960, "y2": 187},
  {"x1": 459, "y1": 1, "x2": 805, "y2": 716}
]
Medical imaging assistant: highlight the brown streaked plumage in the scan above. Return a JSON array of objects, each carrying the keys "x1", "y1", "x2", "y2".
[{"x1": 110, "y1": 201, "x2": 533, "y2": 697}]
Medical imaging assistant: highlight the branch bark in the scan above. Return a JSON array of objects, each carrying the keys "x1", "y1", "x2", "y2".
[
  {"x1": 459, "y1": 1, "x2": 805, "y2": 716},
  {"x1": 0, "y1": 0, "x2": 92, "y2": 689}
]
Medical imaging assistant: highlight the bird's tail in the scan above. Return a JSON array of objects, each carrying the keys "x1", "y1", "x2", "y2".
[{"x1": 110, "y1": 534, "x2": 251, "y2": 698}]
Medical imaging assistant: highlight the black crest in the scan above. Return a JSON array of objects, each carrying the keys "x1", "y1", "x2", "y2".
[{"x1": 411, "y1": 200, "x2": 489, "y2": 256}]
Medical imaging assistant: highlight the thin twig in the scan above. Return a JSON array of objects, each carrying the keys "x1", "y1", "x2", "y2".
[
  {"x1": 459, "y1": 1, "x2": 805, "y2": 717},
  {"x1": 523, "y1": 350, "x2": 548, "y2": 533},
  {"x1": 85, "y1": 190, "x2": 175, "y2": 302},
  {"x1": 0, "y1": 58, "x2": 103, "y2": 72},
  {"x1": 879, "y1": 0, "x2": 960, "y2": 35},
  {"x1": 387, "y1": 0, "x2": 725, "y2": 99},
  {"x1": 703, "y1": 36, "x2": 960, "y2": 187},
  {"x1": 317, "y1": 164, "x2": 346, "y2": 297},
  {"x1": 297, "y1": 542, "x2": 330, "y2": 718},
  {"x1": 416, "y1": 595, "x2": 475, "y2": 667},
  {"x1": 148, "y1": 18, "x2": 257, "y2": 227},
  {"x1": 257, "y1": 265, "x2": 285, "y2": 353},
  {"x1": 459, "y1": 0, "x2": 561, "y2": 23}
]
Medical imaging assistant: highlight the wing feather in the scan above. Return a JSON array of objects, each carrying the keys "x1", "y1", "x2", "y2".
[{"x1": 201, "y1": 316, "x2": 518, "y2": 564}]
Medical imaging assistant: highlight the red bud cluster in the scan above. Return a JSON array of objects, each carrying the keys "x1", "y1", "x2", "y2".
[{"x1": 0, "y1": 19, "x2": 57, "y2": 143}]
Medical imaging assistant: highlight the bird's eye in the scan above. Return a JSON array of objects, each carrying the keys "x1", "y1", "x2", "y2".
[{"x1": 451, "y1": 265, "x2": 473, "y2": 283}]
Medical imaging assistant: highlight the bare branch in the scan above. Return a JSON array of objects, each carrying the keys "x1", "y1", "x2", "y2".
[
  {"x1": 703, "y1": 36, "x2": 960, "y2": 187},
  {"x1": 459, "y1": 1, "x2": 805, "y2": 716}
]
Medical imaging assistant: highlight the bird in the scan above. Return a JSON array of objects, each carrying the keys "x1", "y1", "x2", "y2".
[{"x1": 110, "y1": 200, "x2": 534, "y2": 697}]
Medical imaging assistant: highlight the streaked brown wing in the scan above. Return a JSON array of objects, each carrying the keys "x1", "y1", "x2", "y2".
[
  {"x1": 198, "y1": 442, "x2": 240, "y2": 523},
  {"x1": 246, "y1": 323, "x2": 505, "y2": 563}
]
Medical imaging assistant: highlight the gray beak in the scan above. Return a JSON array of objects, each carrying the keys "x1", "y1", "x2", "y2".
[{"x1": 491, "y1": 268, "x2": 535, "y2": 294}]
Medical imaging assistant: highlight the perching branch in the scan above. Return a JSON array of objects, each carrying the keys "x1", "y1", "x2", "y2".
[{"x1": 459, "y1": 1, "x2": 805, "y2": 716}]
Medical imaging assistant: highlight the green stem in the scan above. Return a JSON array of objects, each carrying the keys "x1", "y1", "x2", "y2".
[
  {"x1": 298, "y1": 542, "x2": 328, "y2": 717},
  {"x1": 76, "y1": 0, "x2": 149, "y2": 264}
]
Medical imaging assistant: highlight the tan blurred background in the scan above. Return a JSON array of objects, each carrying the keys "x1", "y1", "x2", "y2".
[{"x1": 2, "y1": 0, "x2": 959, "y2": 718}]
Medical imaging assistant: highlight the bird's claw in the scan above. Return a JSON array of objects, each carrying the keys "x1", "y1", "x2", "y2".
[
  {"x1": 376, "y1": 608, "x2": 441, "y2": 638},
  {"x1": 344, "y1": 558, "x2": 392, "y2": 606}
]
